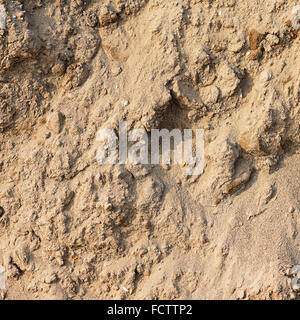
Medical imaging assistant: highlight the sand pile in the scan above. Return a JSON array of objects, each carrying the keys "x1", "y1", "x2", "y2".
[{"x1": 0, "y1": 0, "x2": 300, "y2": 299}]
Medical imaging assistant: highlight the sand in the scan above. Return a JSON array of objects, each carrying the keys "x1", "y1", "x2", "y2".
[{"x1": 0, "y1": 0, "x2": 300, "y2": 300}]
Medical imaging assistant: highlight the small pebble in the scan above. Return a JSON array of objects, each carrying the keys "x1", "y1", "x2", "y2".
[
  {"x1": 260, "y1": 70, "x2": 272, "y2": 83},
  {"x1": 289, "y1": 207, "x2": 295, "y2": 213},
  {"x1": 121, "y1": 100, "x2": 129, "y2": 107}
]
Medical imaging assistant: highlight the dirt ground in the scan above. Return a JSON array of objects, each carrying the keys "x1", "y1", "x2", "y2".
[{"x1": 0, "y1": 0, "x2": 300, "y2": 300}]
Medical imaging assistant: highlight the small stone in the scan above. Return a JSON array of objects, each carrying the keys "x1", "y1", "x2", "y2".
[
  {"x1": 289, "y1": 206, "x2": 295, "y2": 213},
  {"x1": 260, "y1": 70, "x2": 272, "y2": 83},
  {"x1": 121, "y1": 100, "x2": 129, "y2": 107}
]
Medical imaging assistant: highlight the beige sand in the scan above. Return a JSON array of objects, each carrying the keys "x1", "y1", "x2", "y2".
[{"x1": 0, "y1": 0, "x2": 300, "y2": 300}]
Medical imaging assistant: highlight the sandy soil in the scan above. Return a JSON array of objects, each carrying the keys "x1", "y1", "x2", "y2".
[{"x1": 0, "y1": 0, "x2": 300, "y2": 300}]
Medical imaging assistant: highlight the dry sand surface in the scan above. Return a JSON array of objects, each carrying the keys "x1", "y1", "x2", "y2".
[{"x1": 0, "y1": 0, "x2": 300, "y2": 300}]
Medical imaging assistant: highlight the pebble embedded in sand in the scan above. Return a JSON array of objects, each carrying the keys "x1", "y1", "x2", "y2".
[
  {"x1": 122, "y1": 100, "x2": 129, "y2": 107},
  {"x1": 289, "y1": 206, "x2": 295, "y2": 213},
  {"x1": 260, "y1": 70, "x2": 273, "y2": 83}
]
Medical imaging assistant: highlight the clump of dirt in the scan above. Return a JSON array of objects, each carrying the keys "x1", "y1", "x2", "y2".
[{"x1": 0, "y1": 0, "x2": 300, "y2": 300}]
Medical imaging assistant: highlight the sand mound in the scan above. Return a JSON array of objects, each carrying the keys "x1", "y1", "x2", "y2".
[{"x1": 0, "y1": 0, "x2": 300, "y2": 300}]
